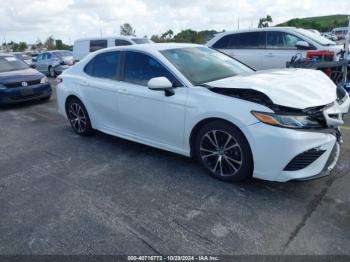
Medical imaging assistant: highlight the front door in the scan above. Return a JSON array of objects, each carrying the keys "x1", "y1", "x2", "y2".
[{"x1": 116, "y1": 51, "x2": 187, "y2": 149}]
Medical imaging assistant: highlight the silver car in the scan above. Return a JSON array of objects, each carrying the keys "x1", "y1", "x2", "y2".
[{"x1": 35, "y1": 50, "x2": 74, "y2": 77}]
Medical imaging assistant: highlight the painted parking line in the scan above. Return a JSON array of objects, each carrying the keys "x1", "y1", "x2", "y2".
[{"x1": 340, "y1": 126, "x2": 350, "y2": 131}]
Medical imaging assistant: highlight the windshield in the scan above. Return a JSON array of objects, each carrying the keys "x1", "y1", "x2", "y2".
[
  {"x1": 297, "y1": 28, "x2": 336, "y2": 46},
  {"x1": 132, "y1": 38, "x2": 151, "y2": 44},
  {"x1": 0, "y1": 56, "x2": 29, "y2": 72},
  {"x1": 160, "y1": 46, "x2": 253, "y2": 85},
  {"x1": 54, "y1": 51, "x2": 72, "y2": 58}
]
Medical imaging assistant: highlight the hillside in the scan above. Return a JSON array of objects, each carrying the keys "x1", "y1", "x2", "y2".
[{"x1": 277, "y1": 14, "x2": 349, "y2": 32}]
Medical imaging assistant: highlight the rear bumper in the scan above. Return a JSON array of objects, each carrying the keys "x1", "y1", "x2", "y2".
[{"x1": 0, "y1": 83, "x2": 52, "y2": 105}]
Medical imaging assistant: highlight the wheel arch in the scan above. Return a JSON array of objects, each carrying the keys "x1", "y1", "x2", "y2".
[
  {"x1": 189, "y1": 117, "x2": 252, "y2": 158},
  {"x1": 65, "y1": 95, "x2": 83, "y2": 117}
]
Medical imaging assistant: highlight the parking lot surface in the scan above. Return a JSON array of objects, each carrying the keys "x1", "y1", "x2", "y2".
[{"x1": 0, "y1": 81, "x2": 350, "y2": 255}]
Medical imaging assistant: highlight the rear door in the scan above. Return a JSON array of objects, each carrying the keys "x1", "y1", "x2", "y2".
[
  {"x1": 262, "y1": 31, "x2": 307, "y2": 69},
  {"x1": 212, "y1": 32, "x2": 265, "y2": 70},
  {"x1": 79, "y1": 51, "x2": 122, "y2": 131}
]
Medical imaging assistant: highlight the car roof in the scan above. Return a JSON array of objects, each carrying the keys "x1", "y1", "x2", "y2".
[
  {"x1": 74, "y1": 36, "x2": 149, "y2": 42},
  {"x1": 214, "y1": 27, "x2": 309, "y2": 37},
  {"x1": 95, "y1": 43, "x2": 202, "y2": 53}
]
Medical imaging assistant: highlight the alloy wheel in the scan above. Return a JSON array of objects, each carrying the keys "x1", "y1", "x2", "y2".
[
  {"x1": 199, "y1": 130, "x2": 243, "y2": 177},
  {"x1": 68, "y1": 103, "x2": 87, "y2": 133}
]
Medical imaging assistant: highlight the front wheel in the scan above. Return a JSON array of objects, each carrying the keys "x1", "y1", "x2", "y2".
[
  {"x1": 66, "y1": 98, "x2": 93, "y2": 136},
  {"x1": 194, "y1": 121, "x2": 253, "y2": 182}
]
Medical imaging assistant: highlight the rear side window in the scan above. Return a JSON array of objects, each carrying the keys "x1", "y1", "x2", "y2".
[
  {"x1": 84, "y1": 51, "x2": 120, "y2": 79},
  {"x1": 115, "y1": 39, "x2": 132, "y2": 46},
  {"x1": 123, "y1": 51, "x2": 181, "y2": 87},
  {"x1": 237, "y1": 32, "x2": 266, "y2": 48},
  {"x1": 89, "y1": 40, "x2": 108, "y2": 52},
  {"x1": 213, "y1": 32, "x2": 265, "y2": 49}
]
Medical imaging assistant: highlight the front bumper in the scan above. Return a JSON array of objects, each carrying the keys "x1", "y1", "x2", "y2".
[
  {"x1": 0, "y1": 83, "x2": 52, "y2": 105},
  {"x1": 242, "y1": 123, "x2": 340, "y2": 182}
]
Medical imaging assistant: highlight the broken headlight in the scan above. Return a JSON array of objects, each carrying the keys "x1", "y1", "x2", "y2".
[{"x1": 251, "y1": 111, "x2": 322, "y2": 129}]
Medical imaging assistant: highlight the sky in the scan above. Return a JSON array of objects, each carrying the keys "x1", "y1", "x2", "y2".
[{"x1": 0, "y1": 0, "x2": 349, "y2": 45}]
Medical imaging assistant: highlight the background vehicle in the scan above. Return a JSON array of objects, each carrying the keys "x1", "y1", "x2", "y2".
[
  {"x1": 31, "y1": 53, "x2": 39, "y2": 63},
  {"x1": 56, "y1": 44, "x2": 349, "y2": 182},
  {"x1": 321, "y1": 32, "x2": 338, "y2": 41},
  {"x1": 308, "y1": 29, "x2": 321, "y2": 35},
  {"x1": 207, "y1": 27, "x2": 341, "y2": 70},
  {"x1": 73, "y1": 36, "x2": 153, "y2": 61},
  {"x1": 35, "y1": 50, "x2": 74, "y2": 77},
  {"x1": 332, "y1": 27, "x2": 349, "y2": 40},
  {"x1": 12, "y1": 52, "x2": 33, "y2": 66},
  {"x1": 0, "y1": 53, "x2": 51, "y2": 105}
]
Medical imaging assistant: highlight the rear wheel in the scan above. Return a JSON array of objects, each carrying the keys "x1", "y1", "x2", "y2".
[
  {"x1": 66, "y1": 98, "x2": 93, "y2": 136},
  {"x1": 194, "y1": 121, "x2": 253, "y2": 182}
]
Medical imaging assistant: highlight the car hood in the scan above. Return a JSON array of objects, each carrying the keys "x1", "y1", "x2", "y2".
[
  {"x1": 0, "y1": 68, "x2": 44, "y2": 84},
  {"x1": 206, "y1": 69, "x2": 337, "y2": 109}
]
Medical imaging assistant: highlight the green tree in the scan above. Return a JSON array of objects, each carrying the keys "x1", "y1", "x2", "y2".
[
  {"x1": 18, "y1": 42, "x2": 28, "y2": 52},
  {"x1": 44, "y1": 36, "x2": 56, "y2": 50},
  {"x1": 258, "y1": 15, "x2": 273, "y2": 28},
  {"x1": 120, "y1": 23, "x2": 136, "y2": 36}
]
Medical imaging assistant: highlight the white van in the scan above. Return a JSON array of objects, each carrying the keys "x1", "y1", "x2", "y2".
[
  {"x1": 207, "y1": 27, "x2": 342, "y2": 70},
  {"x1": 73, "y1": 36, "x2": 153, "y2": 61}
]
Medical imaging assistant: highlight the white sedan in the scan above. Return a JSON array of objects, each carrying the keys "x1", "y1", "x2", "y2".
[{"x1": 56, "y1": 43, "x2": 350, "y2": 182}]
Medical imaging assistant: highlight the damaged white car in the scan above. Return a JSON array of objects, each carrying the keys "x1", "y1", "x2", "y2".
[{"x1": 56, "y1": 44, "x2": 350, "y2": 182}]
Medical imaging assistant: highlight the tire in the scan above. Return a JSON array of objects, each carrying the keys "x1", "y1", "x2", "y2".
[
  {"x1": 66, "y1": 98, "x2": 93, "y2": 136},
  {"x1": 49, "y1": 66, "x2": 56, "y2": 78},
  {"x1": 194, "y1": 121, "x2": 253, "y2": 182},
  {"x1": 40, "y1": 95, "x2": 51, "y2": 102}
]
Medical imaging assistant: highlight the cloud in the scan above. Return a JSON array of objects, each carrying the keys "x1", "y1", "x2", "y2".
[{"x1": 0, "y1": 0, "x2": 349, "y2": 44}]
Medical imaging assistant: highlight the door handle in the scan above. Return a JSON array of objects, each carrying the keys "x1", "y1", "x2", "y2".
[
  {"x1": 265, "y1": 53, "x2": 275, "y2": 58},
  {"x1": 117, "y1": 89, "x2": 129, "y2": 94},
  {"x1": 79, "y1": 81, "x2": 90, "y2": 86}
]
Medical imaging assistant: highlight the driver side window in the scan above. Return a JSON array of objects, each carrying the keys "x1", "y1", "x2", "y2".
[{"x1": 123, "y1": 51, "x2": 182, "y2": 87}]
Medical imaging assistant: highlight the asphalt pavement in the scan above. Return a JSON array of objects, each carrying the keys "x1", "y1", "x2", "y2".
[{"x1": 0, "y1": 81, "x2": 349, "y2": 255}]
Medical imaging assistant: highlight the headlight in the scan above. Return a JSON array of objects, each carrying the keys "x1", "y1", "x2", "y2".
[
  {"x1": 0, "y1": 84, "x2": 7, "y2": 90},
  {"x1": 251, "y1": 111, "x2": 322, "y2": 129},
  {"x1": 40, "y1": 77, "x2": 49, "y2": 84}
]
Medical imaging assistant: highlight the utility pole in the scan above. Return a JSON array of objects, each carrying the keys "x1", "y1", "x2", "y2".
[
  {"x1": 343, "y1": 16, "x2": 350, "y2": 83},
  {"x1": 237, "y1": 17, "x2": 240, "y2": 30}
]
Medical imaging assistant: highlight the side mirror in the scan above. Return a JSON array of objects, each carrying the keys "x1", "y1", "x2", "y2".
[
  {"x1": 30, "y1": 64, "x2": 36, "y2": 69},
  {"x1": 147, "y1": 77, "x2": 175, "y2": 96},
  {"x1": 295, "y1": 41, "x2": 311, "y2": 50}
]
